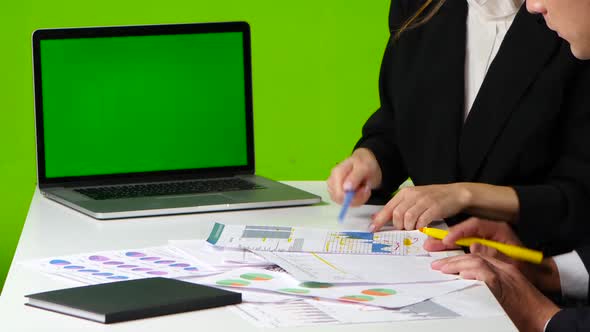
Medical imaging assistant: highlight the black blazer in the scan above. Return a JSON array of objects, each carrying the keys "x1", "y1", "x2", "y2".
[
  {"x1": 356, "y1": 0, "x2": 590, "y2": 255},
  {"x1": 546, "y1": 246, "x2": 590, "y2": 331}
]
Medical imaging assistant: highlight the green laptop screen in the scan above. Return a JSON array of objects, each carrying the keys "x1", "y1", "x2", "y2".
[{"x1": 40, "y1": 32, "x2": 248, "y2": 178}]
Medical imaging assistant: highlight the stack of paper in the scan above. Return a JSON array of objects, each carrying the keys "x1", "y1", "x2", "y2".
[{"x1": 21, "y1": 222, "x2": 503, "y2": 327}]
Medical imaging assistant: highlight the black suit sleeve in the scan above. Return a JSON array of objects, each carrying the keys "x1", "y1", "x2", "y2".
[
  {"x1": 512, "y1": 64, "x2": 590, "y2": 254},
  {"x1": 354, "y1": 0, "x2": 423, "y2": 202},
  {"x1": 546, "y1": 307, "x2": 590, "y2": 332},
  {"x1": 574, "y1": 245, "x2": 590, "y2": 300},
  {"x1": 545, "y1": 245, "x2": 590, "y2": 331}
]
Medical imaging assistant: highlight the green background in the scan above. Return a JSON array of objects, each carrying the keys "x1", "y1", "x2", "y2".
[
  {"x1": 42, "y1": 33, "x2": 248, "y2": 178},
  {"x1": 0, "y1": 0, "x2": 390, "y2": 293}
]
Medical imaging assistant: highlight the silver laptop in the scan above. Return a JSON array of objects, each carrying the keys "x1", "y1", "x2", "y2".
[{"x1": 32, "y1": 22, "x2": 321, "y2": 219}]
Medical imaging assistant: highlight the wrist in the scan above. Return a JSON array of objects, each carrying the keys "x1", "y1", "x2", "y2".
[
  {"x1": 453, "y1": 182, "x2": 474, "y2": 209},
  {"x1": 503, "y1": 278, "x2": 560, "y2": 332},
  {"x1": 525, "y1": 258, "x2": 561, "y2": 295},
  {"x1": 353, "y1": 148, "x2": 382, "y2": 189}
]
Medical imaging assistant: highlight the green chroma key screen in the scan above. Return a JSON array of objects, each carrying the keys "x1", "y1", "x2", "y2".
[{"x1": 40, "y1": 32, "x2": 248, "y2": 178}]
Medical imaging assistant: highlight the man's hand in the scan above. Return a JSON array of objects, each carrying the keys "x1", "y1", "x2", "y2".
[
  {"x1": 432, "y1": 254, "x2": 560, "y2": 332},
  {"x1": 423, "y1": 217, "x2": 522, "y2": 252},
  {"x1": 424, "y1": 217, "x2": 562, "y2": 295}
]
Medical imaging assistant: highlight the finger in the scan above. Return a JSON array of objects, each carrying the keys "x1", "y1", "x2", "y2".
[
  {"x1": 469, "y1": 242, "x2": 497, "y2": 256},
  {"x1": 327, "y1": 160, "x2": 353, "y2": 204},
  {"x1": 392, "y1": 200, "x2": 415, "y2": 230},
  {"x1": 415, "y1": 205, "x2": 442, "y2": 229},
  {"x1": 371, "y1": 195, "x2": 404, "y2": 231},
  {"x1": 351, "y1": 184, "x2": 371, "y2": 207},
  {"x1": 458, "y1": 266, "x2": 497, "y2": 285},
  {"x1": 431, "y1": 254, "x2": 475, "y2": 270},
  {"x1": 423, "y1": 237, "x2": 460, "y2": 252},
  {"x1": 403, "y1": 203, "x2": 428, "y2": 230},
  {"x1": 476, "y1": 254, "x2": 518, "y2": 273},
  {"x1": 342, "y1": 160, "x2": 371, "y2": 192},
  {"x1": 423, "y1": 237, "x2": 448, "y2": 252},
  {"x1": 438, "y1": 255, "x2": 491, "y2": 275},
  {"x1": 442, "y1": 217, "x2": 499, "y2": 246}
]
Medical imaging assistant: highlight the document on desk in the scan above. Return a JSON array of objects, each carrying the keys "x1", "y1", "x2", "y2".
[
  {"x1": 206, "y1": 223, "x2": 429, "y2": 255},
  {"x1": 233, "y1": 298, "x2": 461, "y2": 328},
  {"x1": 21, "y1": 246, "x2": 219, "y2": 286},
  {"x1": 169, "y1": 239, "x2": 272, "y2": 268},
  {"x1": 253, "y1": 251, "x2": 457, "y2": 283},
  {"x1": 233, "y1": 288, "x2": 505, "y2": 328},
  {"x1": 195, "y1": 267, "x2": 476, "y2": 309}
]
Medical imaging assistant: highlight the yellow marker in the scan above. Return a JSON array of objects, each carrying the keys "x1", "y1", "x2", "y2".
[{"x1": 419, "y1": 227, "x2": 543, "y2": 264}]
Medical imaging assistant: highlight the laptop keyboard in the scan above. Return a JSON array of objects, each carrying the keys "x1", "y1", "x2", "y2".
[{"x1": 75, "y1": 178, "x2": 265, "y2": 200}]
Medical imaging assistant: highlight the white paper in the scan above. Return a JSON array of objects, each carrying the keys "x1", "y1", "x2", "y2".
[
  {"x1": 207, "y1": 223, "x2": 429, "y2": 255},
  {"x1": 193, "y1": 267, "x2": 476, "y2": 309},
  {"x1": 232, "y1": 298, "x2": 464, "y2": 328},
  {"x1": 169, "y1": 239, "x2": 271, "y2": 268},
  {"x1": 20, "y1": 246, "x2": 219, "y2": 285},
  {"x1": 254, "y1": 251, "x2": 457, "y2": 283}
]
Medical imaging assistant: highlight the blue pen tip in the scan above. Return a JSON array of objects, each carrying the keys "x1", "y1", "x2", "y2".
[{"x1": 338, "y1": 191, "x2": 355, "y2": 223}]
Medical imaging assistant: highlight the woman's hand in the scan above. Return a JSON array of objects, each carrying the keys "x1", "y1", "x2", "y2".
[
  {"x1": 370, "y1": 183, "x2": 470, "y2": 231},
  {"x1": 327, "y1": 148, "x2": 382, "y2": 207},
  {"x1": 370, "y1": 183, "x2": 520, "y2": 231},
  {"x1": 432, "y1": 254, "x2": 560, "y2": 332}
]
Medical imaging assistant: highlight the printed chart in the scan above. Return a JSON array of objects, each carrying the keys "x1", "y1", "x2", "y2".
[
  {"x1": 255, "y1": 251, "x2": 457, "y2": 283},
  {"x1": 22, "y1": 246, "x2": 217, "y2": 285},
  {"x1": 196, "y1": 267, "x2": 475, "y2": 309},
  {"x1": 233, "y1": 298, "x2": 464, "y2": 328},
  {"x1": 206, "y1": 223, "x2": 429, "y2": 256}
]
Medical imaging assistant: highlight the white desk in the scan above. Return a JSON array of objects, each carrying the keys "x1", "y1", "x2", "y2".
[{"x1": 0, "y1": 182, "x2": 517, "y2": 331}]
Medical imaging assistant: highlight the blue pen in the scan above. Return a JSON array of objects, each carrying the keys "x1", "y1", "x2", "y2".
[{"x1": 338, "y1": 190, "x2": 355, "y2": 223}]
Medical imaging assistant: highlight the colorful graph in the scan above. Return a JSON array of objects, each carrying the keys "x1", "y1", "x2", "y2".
[
  {"x1": 125, "y1": 252, "x2": 146, "y2": 257},
  {"x1": 140, "y1": 257, "x2": 160, "y2": 261},
  {"x1": 92, "y1": 272, "x2": 114, "y2": 276},
  {"x1": 155, "y1": 260, "x2": 175, "y2": 264},
  {"x1": 184, "y1": 267, "x2": 199, "y2": 271},
  {"x1": 63, "y1": 265, "x2": 85, "y2": 269},
  {"x1": 170, "y1": 263, "x2": 190, "y2": 268},
  {"x1": 88, "y1": 255, "x2": 109, "y2": 261},
  {"x1": 240, "y1": 273, "x2": 273, "y2": 281},
  {"x1": 103, "y1": 261, "x2": 124, "y2": 265},
  {"x1": 340, "y1": 295, "x2": 374, "y2": 302},
  {"x1": 217, "y1": 279, "x2": 251, "y2": 287},
  {"x1": 132, "y1": 268, "x2": 152, "y2": 272},
  {"x1": 108, "y1": 276, "x2": 129, "y2": 280},
  {"x1": 117, "y1": 265, "x2": 137, "y2": 269},
  {"x1": 299, "y1": 281, "x2": 333, "y2": 288},
  {"x1": 147, "y1": 271, "x2": 168, "y2": 275},
  {"x1": 278, "y1": 288, "x2": 310, "y2": 294},
  {"x1": 78, "y1": 269, "x2": 99, "y2": 273},
  {"x1": 361, "y1": 288, "x2": 396, "y2": 296},
  {"x1": 49, "y1": 259, "x2": 71, "y2": 265}
]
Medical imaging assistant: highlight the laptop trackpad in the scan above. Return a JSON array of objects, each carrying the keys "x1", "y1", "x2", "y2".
[{"x1": 156, "y1": 194, "x2": 233, "y2": 206}]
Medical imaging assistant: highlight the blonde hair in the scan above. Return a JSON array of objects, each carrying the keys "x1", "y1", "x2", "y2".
[{"x1": 394, "y1": 0, "x2": 446, "y2": 39}]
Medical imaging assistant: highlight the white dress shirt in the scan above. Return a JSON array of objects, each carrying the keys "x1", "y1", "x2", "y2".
[{"x1": 464, "y1": 0, "x2": 523, "y2": 120}]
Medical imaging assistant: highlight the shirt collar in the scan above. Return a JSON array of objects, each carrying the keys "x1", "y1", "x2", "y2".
[{"x1": 466, "y1": 0, "x2": 524, "y2": 20}]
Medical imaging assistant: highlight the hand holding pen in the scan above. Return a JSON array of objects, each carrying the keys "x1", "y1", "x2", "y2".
[{"x1": 327, "y1": 148, "x2": 382, "y2": 207}]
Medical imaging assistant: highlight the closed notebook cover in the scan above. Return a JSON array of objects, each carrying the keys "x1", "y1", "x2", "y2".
[{"x1": 25, "y1": 278, "x2": 241, "y2": 324}]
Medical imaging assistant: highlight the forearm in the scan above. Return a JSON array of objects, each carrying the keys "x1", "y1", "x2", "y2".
[{"x1": 457, "y1": 183, "x2": 520, "y2": 223}]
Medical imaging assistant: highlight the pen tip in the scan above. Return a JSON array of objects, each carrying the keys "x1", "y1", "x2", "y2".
[{"x1": 418, "y1": 227, "x2": 425, "y2": 232}]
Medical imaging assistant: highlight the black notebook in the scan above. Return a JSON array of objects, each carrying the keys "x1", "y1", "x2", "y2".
[{"x1": 25, "y1": 278, "x2": 241, "y2": 324}]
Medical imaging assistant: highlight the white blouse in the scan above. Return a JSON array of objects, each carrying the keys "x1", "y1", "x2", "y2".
[{"x1": 464, "y1": 0, "x2": 523, "y2": 120}]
